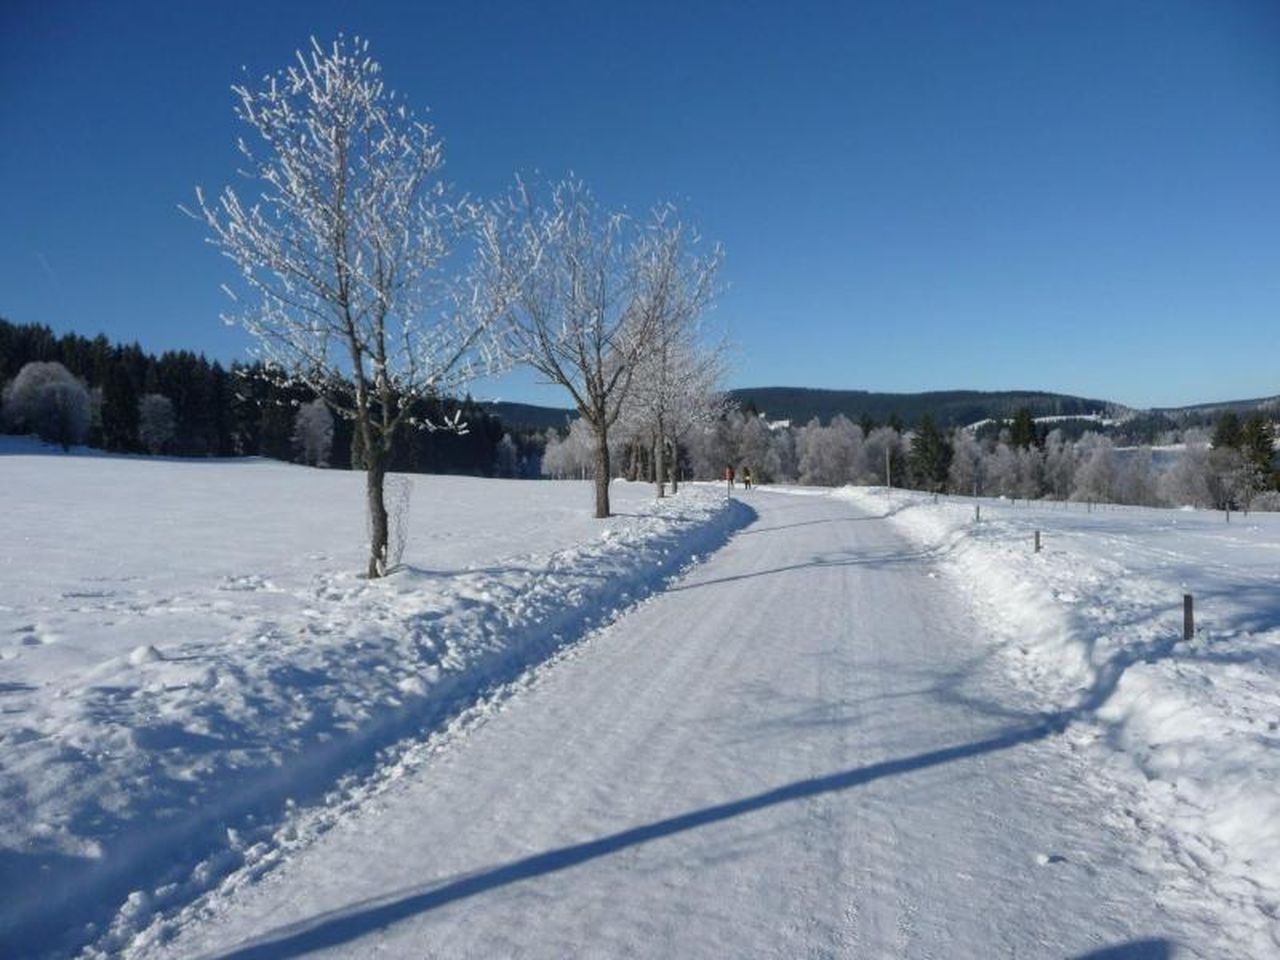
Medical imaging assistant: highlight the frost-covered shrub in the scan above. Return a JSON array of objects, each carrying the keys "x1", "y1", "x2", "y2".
[
  {"x1": 291, "y1": 399, "x2": 333, "y2": 467},
  {"x1": 2, "y1": 361, "x2": 91, "y2": 449},
  {"x1": 1250, "y1": 490, "x2": 1280, "y2": 513},
  {"x1": 137, "y1": 393, "x2": 176, "y2": 455}
]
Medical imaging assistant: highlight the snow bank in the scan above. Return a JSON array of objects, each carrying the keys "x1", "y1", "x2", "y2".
[
  {"x1": 836, "y1": 487, "x2": 1280, "y2": 952},
  {"x1": 0, "y1": 445, "x2": 750, "y2": 958}
]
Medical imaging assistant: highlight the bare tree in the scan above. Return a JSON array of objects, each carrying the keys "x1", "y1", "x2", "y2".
[
  {"x1": 189, "y1": 36, "x2": 507, "y2": 576},
  {"x1": 482, "y1": 178, "x2": 682, "y2": 518}
]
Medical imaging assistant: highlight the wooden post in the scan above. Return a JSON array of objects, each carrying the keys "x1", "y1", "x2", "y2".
[
  {"x1": 1034, "y1": 530, "x2": 1041, "y2": 553},
  {"x1": 1183, "y1": 594, "x2": 1194, "y2": 641}
]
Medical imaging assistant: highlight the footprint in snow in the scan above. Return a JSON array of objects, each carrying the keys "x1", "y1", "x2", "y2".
[
  {"x1": 12, "y1": 625, "x2": 55, "y2": 645},
  {"x1": 1035, "y1": 853, "x2": 1069, "y2": 866}
]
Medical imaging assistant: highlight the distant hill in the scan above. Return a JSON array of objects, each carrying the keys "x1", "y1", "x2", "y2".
[
  {"x1": 1153, "y1": 395, "x2": 1280, "y2": 418},
  {"x1": 481, "y1": 400, "x2": 575, "y2": 432},
  {"x1": 481, "y1": 387, "x2": 1280, "y2": 435},
  {"x1": 727, "y1": 387, "x2": 1121, "y2": 428}
]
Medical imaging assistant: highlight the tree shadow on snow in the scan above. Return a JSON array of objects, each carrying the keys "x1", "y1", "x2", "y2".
[
  {"x1": 668, "y1": 547, "x2": 941, "y2": 593},
  {"x1": 202, "y1": 594, "x2": 1200, "y2": 960},
  {"x1": 204, "y1": 721, "x2": 1063, "y2": 960},
  {"x1": 1072, "y1": 939, "x2": 1175, "y2": 959}
]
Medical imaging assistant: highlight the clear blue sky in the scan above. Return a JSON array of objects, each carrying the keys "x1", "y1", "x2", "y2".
[{"x1": 2, "y1": 0, "x2": 1277, "y2": 409}]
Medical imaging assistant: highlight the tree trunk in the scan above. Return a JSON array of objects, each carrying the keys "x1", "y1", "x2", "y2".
[
  {"x1": 670, "y1": 439, "x2": 679, "y2": 494},
  {"x1": 593, "y1": 424, "x2": 611, "y2": 519},
  {"x1": 365, "y1": 441, "x2": 389, "y2": 578},
  {"x1": 654, "y1": 428, "x2": 666, "y2": 498}
]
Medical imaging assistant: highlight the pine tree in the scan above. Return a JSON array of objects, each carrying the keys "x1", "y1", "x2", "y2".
[
  {"x1": 909, "y1": 415, "x2": 951, "y2": 492},
  {"x1": 1212, "y1": 412, "x2": 1242, "y2": 450},
  {"x1": 1240, "y1": 414, "x2": 1276, "y2": 488},
  {"x1": 1009, "y1": 407, "x2": 1036, "y2": 450}
]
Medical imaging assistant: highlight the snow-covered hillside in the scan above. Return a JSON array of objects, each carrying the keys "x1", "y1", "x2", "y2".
[
  {"x1": 838, "y1": 486, "x2": 1280, "y2": 951},
  {"x1": 0, "y1": 439, "x2": 746, "y2": 957}
]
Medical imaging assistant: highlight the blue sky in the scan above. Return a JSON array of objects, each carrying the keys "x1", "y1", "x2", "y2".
[{"x1": 2, "y1": 1, "x2": 1277, "y2": 409}]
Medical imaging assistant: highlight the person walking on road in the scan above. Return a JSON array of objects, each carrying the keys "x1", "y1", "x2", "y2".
[{"x1": 742, "y1": 466, "x2": 752, "y2": 491}]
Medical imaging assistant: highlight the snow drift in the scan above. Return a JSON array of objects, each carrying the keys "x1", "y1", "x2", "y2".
[{"x1": 836, "y1": 486, "x2": 1280, "y2": 953}]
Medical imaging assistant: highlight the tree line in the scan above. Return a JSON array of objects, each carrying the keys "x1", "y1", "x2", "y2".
[
  {"x1": 639, "y1": 405, "x2": 1279, "y2": 512},
  {"x1": 0, "y1": 317, "x2": 544, "y2": 474}
]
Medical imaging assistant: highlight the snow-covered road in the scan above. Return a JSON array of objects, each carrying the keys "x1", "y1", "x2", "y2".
[{"x1": 135, "y1": 490, "x2": 1227, "y2": 959}]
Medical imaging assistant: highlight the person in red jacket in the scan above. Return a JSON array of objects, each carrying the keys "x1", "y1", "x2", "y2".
[{"x1": 723, "y1": 464, "x2": 735, "y2": 491}]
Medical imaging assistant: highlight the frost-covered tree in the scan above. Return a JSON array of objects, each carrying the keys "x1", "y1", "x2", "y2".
[
  {"x1": 686, "y1": 415, "x2": 736, "y2": 481},
  {"x1": 947, "y1": 428, "x2": 984, "y2": 496},
  {"x1": 541, "y1": 418, "x2": 596, "y2": 479},
  {"x1": 494, "y1": 432, "x2": 518, "y2": 477},
  {"x1": 1159, "y1": 435, "x2": 1214, "y2": 507},
  {"x1": 795, "y1": 415, "x2": 865, "y2": 486},
  {"x1": 984, "y1": 442, "x2": 1019, "y2": 498},
  {"x1": 737, "y1": 413, "x2": 775, "y2": 483},
  {"x1": 1210, "y1": 445, "x2": 1251, "y2": 512},
  {"x1": 1072, "y1": 433, "x2": 1115, "y2": 503},
  {"x1": 291, "y1": 398, "x2": 333, "y2": 467},
  {"x1": 1041, "y1": 429, "x2": 1075, "y2": 500},
  {"x1": 539, "y1": 427, "x2": 565, "y2": 478},
  {"x1": 1115, "y1": 447, "x2": 1158, "y2": 506},
  {"x1": 769, "y1": 426, "x2": 798, "y2": 483},
  {"x1": 1014, "y1": 446, "x2": 1043, "y2": 500},
  {"x1": 618, "y1": 208, "x2": 723, "y2": 497},
  {"x1": 190, "y1": 36, "x2": 506, "y2": 577},
  {"x1": 137, "y1": 393, "x2": 176, "y2": 455},
  {"x1": 483, "y1": 179, "x2": 679, "y2": 517},
  {"x1": 2, "y1": 361, "x2": 91, "y2": 449}
]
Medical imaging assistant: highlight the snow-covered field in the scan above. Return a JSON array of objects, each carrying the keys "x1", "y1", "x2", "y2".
[
  {"x1": 0, "y1": 439, "x2": 746, "y2": 958},
  {"x1": 838, "y1": 486, "x2": 1280, "y2": 952}
]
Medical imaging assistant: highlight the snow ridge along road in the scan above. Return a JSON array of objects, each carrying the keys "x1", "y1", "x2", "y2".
[
  {"x1": 0, "y1": 447, "x2": 749, "y2": 960},
  {"x1": 130, "y1": 488, "x2": 1240, "y2": 959}
]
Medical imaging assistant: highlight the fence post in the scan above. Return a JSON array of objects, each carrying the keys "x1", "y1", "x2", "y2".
[
  {"x1": 1034, "y1": 530, "x2": 1041, "y2": 553},
  {"x1": 1183, "y1": 594, "x2": 1194, "y2": 642}
]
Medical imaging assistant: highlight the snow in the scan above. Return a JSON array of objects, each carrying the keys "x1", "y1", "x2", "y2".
[
  {"x1": 6, "y1": 437, "x2": 1277, "y2": 958},
  {"x1": 965, "y1": 411, "x2": 1121, "y2": 432},
  {"x1": 837, "y1": 486, "x2": 1280, "y2": 953},
  {"x1": 99, "y1": 489, "x2": 1269, "y2": 958},
  {"x1": 0, "y1": 439, "x2": 745, "y2": 957}
]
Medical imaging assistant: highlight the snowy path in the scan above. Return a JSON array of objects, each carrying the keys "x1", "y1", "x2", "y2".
[{"x1": 136, "y1": 491, "x2": 1224, "y2": 959}]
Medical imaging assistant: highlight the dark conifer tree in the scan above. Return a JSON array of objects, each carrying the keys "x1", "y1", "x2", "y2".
[
  {"x1": 1010, "y1": 407, "x2": 1036, "y2": 449},
  {"x1": 909, "y1": 415, "x2": 951, "y2": 492},
  {"x1": 1212, "y1": 412, "x2": 1242, "y2": 450}
]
